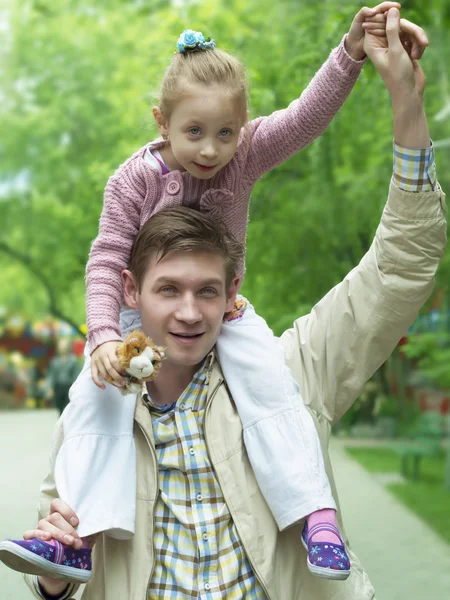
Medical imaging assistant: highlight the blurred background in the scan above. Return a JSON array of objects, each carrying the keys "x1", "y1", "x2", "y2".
[{"x1": 0, "y1": 0, "x2": 449, "y2": 598}]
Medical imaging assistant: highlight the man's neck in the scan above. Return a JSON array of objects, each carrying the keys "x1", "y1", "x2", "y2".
[{"x1": 146, "y1": 362, "x2": 200, "y2": 406}]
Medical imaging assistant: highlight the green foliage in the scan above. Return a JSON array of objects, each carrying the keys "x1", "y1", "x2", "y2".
[
  {"x1": 0, "y1": 0, "x2": 450, "y2": 332},
  {"x1": 403, "y1": 332, "x2": 450, "y2": 389},
  {"x1": 374, "y1": 394, "x2": 402, "y2": 419}
]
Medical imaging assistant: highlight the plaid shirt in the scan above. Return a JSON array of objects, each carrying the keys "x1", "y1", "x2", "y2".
[
  {"x1": 144, "y1": 353, "x2": 267, "y2": 599},
  {"x1": 393, "y1": 142, "x2": 437, "y2": 191}
]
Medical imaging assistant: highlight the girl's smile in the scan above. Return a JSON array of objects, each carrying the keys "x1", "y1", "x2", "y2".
[{"x1": 194, "y1": 162, "x2": 218, "y2": 172}]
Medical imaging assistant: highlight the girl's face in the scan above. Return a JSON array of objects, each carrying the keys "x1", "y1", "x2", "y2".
[{"x1": 154, "y1": 83, "x2": 246, "y2": 179}]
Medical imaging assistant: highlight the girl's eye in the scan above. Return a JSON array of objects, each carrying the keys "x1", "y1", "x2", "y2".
[
  {"x1": 188, "y1": 127, "x2": 201, "y2": 136},
  {"x1": 219, "y1": 129, "x2": 232, "y2": 137}
]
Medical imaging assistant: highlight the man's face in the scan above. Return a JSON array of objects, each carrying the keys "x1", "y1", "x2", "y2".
[{"x1": 123, "y1": 250, "x2": 238, "y2": 370}]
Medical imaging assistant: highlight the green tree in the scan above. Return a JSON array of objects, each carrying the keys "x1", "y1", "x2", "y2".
[{"x1": 0, "y1": 0, "x2": 449, "y2": 336}]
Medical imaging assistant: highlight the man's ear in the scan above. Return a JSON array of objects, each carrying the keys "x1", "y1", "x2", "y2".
[
  {"x1": 225, "y1": 276, "x2": 241, "y2": 313},
  {"x1": 122, "y1": 269, "x2": 140, "y2": 310},
  {"x1": 152, "y1": 106, "x2": 169, "y2": 139}
]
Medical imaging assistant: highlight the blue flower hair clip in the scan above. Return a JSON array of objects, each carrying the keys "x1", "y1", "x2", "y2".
[{"x1": 176, "y1": 29, "x2": 215, "y2": 54}]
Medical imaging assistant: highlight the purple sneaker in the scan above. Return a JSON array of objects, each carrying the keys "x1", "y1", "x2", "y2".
[
  {"x1": 0, "y1": 538, "x2": 92, "y2": 583},
  {"x1": 301, "y1": 522, "x2": 351, "y2": 581}
]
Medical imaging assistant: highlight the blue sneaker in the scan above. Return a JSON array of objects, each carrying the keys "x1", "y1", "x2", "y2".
[
  {"x1": 301, "y1": 522, "x2": 351, "y2": 580},
  {"x1": 0, "y1": 538, "x2": 92, "y2": 583}
]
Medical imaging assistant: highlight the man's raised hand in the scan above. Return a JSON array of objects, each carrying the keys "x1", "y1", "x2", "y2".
[{"x1": 363, "y1": 7, "x2": 427, "y2": 100}]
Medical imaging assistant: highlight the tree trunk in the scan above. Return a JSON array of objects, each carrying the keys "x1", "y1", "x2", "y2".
[{"x1": 0, "y1": 241, "x2": 85, "y2": 338}]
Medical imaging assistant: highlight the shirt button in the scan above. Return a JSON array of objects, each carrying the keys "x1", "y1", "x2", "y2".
[
  {"x1": 196, "y1": 493, "x2": 203, "y2": 502},
  {"x1": 167, "y1": 180, "x2": 180, "y2": 195},
  {"x1": 189, "y1": 447, "x2": 195, "y2": 455},
  {"x1": 202, "y1": 533, "x2": 208, "y2": 541},
  {"x1": 179, "y1": 403, "x2": 186, "y2": 411},
  {"x1": 204, "y1": 583, "x2": 211, "y2": 591}
]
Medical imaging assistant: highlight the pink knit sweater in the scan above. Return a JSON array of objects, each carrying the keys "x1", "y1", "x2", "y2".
[{"x1": 86, "y1": 37, "x2": 364, "y2": 350}]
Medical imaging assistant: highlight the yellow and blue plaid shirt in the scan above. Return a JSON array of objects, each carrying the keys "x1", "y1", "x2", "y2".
[
  {"x1": 393, "y1": 142, "x2": 437, "y2": 191},
  {"x1": 144, "y1": 353, "x2": 267, "y2": 599}
]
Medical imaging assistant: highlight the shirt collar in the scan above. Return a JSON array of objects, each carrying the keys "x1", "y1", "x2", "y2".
[{"x1": 141, "y1": 350, "x2": 216, "y2": 413}]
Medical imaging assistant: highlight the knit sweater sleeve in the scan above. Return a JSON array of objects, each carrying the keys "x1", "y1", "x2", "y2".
[
  {"x1": 86, "y1": 166, "x2": 148, "y2": 351},
  {"x1": 240, "y1": 35, "x2": 365, "y2": 185}
]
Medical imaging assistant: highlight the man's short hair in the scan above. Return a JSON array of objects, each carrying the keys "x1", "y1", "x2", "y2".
[{"x1": 129, "y1": 207, "x2": 244, "y2": 291}]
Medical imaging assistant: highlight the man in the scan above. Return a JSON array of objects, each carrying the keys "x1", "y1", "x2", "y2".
[
  {"x1": 46, "y1": 339, "x2": 81, "y2": 416},
  {"x1": 24, "y1": 9, "x2": 445, "y2": 600}
]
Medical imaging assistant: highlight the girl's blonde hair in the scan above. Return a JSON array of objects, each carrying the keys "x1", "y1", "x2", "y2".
[{"x1": 159, "y1": 46, "x2": 248, "y2": 120}]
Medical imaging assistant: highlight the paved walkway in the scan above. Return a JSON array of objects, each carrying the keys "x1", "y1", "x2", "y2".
[
  {"x1": 0, "y1": 410, "x2": 61, "y2": 600},
  {"x1": 331, "y1": 437, "x2": 450, "y2": 600},
  {"x1": 1, "y1": 411, "x2": 449, "y2": 599}
]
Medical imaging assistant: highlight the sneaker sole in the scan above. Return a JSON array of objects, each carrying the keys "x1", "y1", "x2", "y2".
[
  {"x1": 0, "y1": 541, "x2": 91, "y2": 583},
  {"x1": 301, "y1": 534, "x2": 350, "y2": 581}
]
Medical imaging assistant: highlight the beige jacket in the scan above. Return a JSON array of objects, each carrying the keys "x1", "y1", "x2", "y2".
[{"x1": 26, "y1": 183, "x2": 446, "y2": 600}]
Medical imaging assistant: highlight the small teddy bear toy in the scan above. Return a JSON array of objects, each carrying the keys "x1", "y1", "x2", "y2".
[{"x1": 116, "y1": 330, "x2": 165, "y2": 394}]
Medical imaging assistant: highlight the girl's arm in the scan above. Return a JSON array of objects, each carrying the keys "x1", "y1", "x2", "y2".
[
  {"x1": 240, "y1": 36, "x2": 364, "y2": 186},
  {"x1": 85, "y1": 170, "x2": 145, "y2": 353}
]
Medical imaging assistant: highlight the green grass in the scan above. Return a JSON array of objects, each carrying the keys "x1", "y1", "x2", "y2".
[{"x1": 345, "y1": 447, "x2": 450, "y2": 544}]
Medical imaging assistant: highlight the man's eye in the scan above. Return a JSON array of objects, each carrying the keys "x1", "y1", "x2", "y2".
[
  {"x1": 189, "y1": 127, "x2": 201, "y2": 135},
  {"x1": 161, "y1": 286, "x2": 175, "y2": 294},
  {"x1": 202, "y1": 288, "x2": 216, "y2": 296}
]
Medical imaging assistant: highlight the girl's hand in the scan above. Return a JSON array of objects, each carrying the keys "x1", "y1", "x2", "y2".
[
  {"x1": 346, "y1": 2, "x2": 401, "y2": 61},
  {"x1": 91, "y1": 341, "x2": 125, "y2": 389}
]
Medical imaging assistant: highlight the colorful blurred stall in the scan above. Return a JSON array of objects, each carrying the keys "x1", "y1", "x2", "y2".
[{"x1": 0, "y1": 307, "x2": 85, "y2": 409}]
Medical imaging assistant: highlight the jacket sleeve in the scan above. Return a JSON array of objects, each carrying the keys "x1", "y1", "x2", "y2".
[
  {"x1": 241, "y1": 36, "x2": 364, "y2": 186},
  {"x1": 23, "y1": 420, "x2": 82, "y2": 599},
  {"x1": 280, "y1": 182, "x2": 447, "y2": 424},
  {"x1": 85, "y1": 170, "x2": 145, "y2": 352}
]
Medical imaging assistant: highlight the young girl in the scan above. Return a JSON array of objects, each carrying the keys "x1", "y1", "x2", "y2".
[{"x1": 0, "y1": 4, "x2": 398, "y2": 587}]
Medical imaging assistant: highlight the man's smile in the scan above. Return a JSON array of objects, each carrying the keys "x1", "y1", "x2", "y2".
[{"x1": 169, "y1": 332, "x2": 205, "y2": 344}]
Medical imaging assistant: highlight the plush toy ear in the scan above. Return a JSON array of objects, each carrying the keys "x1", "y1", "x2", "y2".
[{"x1": 155, "y1": 347, "x2": 166, "y2": 360}]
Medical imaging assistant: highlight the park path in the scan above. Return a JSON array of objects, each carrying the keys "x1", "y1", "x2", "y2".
[
  {"x1": 331, "y1": 437, "x2": 450, "y2": 600},
  {"x1": 1, "y1": 411, "x2": 449, "y2": 599},
  {"x1": 0, "y1": 410, "x2": 61, "y2": 599}
]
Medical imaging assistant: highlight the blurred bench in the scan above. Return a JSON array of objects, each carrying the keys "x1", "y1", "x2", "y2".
[{"x1": 392, "y1": 411, "x2": 445, "y2": 481}]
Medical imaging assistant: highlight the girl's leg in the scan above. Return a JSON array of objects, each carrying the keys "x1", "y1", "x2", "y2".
[
  {"x1": 218, "y1": 299, "x2": 351, "y2": 579},
  {"x1": 217, "y1": 297, "x2": 337, "y2": 531},
  {"x1": 55, "y1": 307, "x2": 143, "y2": 540},
  {"x1": 0, "y1": 310, "x2": 142, "y2": 583},
  {"x1": 55, "y1": 343, "x2": 137, "y2": 540}
]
